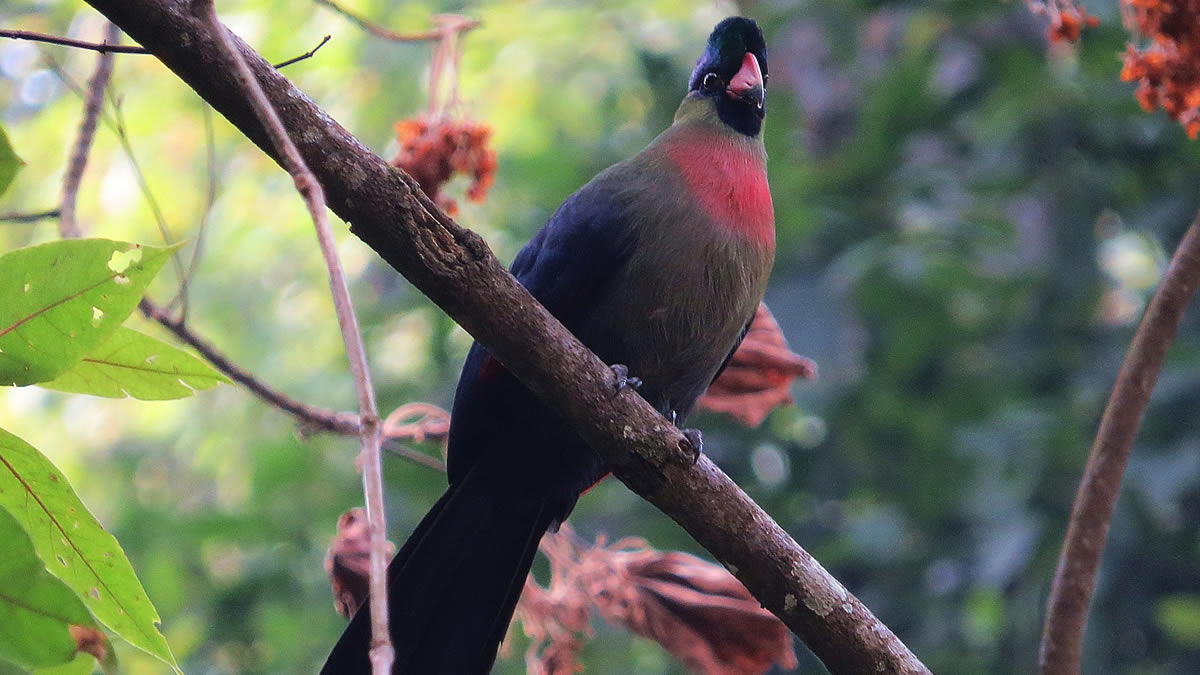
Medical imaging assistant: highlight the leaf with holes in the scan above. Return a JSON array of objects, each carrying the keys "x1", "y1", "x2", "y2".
[
  {"x1": 0, "y1": 428, "x2": 178, "y2": 672},
  {"x1": 39, "y1": 327, "x2": 229, "y2": 400},
  {"x1": 0, "y1": 239, "x2": 176, "y2": 387},
  {"x1": 0, "y1": 505, "x2": 101, "y2": 670},
  {"x1": 0, "y1": 127, "x2": 22, "y2": 198}
]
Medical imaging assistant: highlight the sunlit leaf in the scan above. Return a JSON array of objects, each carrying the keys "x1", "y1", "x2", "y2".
[
  {"x1": 1156, "y1": 594, "x2": 1200, "y2": 647},
  {"x1": 40, "y1": 327, "x2": 229, "y2": 400},
  {"x1": 0, "y1": 506, "x2": 97, "y2": 670},
  {"x1": 0, "y1": 428, "x2": 178, "y2": 672},
  {"x1": 0, "y1": 240, "x2": 175, "y2": 387},
  {"x1": 0, "y1": 127, "x2": 22, "y2": 198}
]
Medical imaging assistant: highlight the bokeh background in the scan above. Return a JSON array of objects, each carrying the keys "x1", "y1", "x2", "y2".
[{"x1": 2, "y1": 0, "x2": 1200, "y2": 673}]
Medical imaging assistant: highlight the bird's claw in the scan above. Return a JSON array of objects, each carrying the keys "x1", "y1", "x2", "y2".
[
  {"x1": 610, "y1": 364, "x2": 642, "y2": 395},
  {"x1": 680, "y1": 428, "x2": 703, "y2": 464}
]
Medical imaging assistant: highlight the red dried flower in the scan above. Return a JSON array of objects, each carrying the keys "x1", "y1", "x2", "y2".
[
  {"x1": 698, "y1": 303, "x2": 817, "y2": 427},
  {"x1": 1120, "y1": 0, "x2": 1200, "y2": 138},
  {"x1": 325, "y1": 508, "x2": 395, "y2": 618},
  {"x1": 391, "y1": 116, "x2": 498, "y2": 215},
  {"x1": 1025, "y1": 1, "x2": 1100, "y2": 45},
  {"x1": 514, "y1": 526, "x2": 797, "y2": 675}
]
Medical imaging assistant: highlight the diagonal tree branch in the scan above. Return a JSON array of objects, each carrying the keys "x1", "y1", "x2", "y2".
[
  {"x1": 82, "y1": 1, "x2": 929, "y2": 672},
  {"x1": 1039, "y1": 215, "x2": 1200, "y2": 674}
]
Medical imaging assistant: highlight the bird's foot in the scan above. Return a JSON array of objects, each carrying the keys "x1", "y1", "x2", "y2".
[
  {"x1": 680, "y1": 428, "x2": 703, "y2": 464},
  {"x1": 667, "y1": 410, "x2": 702, "y2": 464},
  {"x1": 609, "y1": 364, "x2": 642, "y2": 395}
]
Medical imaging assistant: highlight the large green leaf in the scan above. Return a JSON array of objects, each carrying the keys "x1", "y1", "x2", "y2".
[
  {"x1": 0, "y1": 240, "x2": 175, "y2": 387},
  {"x1": 0, "y1": 429, "x2": 178, "y2": 672},
  {"x1": 0, "y1": 506, "x2": 97, "y2": 670},
  {"x1": 40, "y1": 327, "x2": 229, "y2": 400},
  {"x1": 0, "y1": 127, "x2": 22, "y2": 198},
  {"x1": 0, "y1": 653, "x2": 99, "y2": 675}
]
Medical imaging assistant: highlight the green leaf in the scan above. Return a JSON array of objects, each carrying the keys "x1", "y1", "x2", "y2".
[
  {"x1": 39, "y1": 327, "x2": 229, "y2": 400},
  {"x1": 35, "y1": 654, "x2": 99, "y2": 675},
  {"x1": 0, "y1": 240, "x2": 175, "y2": 387},
  {"x1": 0, "y1": 506, "x2": 97, "y2": 670},
  {"x1": 1156, "y1": 594, "x2": 1200, "y2": 647},
  {"x1": 0, "y1": 127, "x2": 23, "y2": 198},
  {"x1": 0, "y1": 654, "x2": 99, "y2": 675},
  {"x1": 0, "y1": 429, "x2": 178, "y2": 672}
]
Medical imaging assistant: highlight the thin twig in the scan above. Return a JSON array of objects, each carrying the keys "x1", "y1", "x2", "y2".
[
  {"x1": 313, "y1": 0, "x2": 479, "y2": 42},
  {"x1": 139, "y1": 298, "x2": 448, "y2": 469},
  {"x1": 60, "y1": 22, "x2": 120, "y2": 239},
  {"x1": 0, "y1": 209, "x2": 60, "y2": 223},
  {"x1": 196, "y1": 2, "x2": 392, "y2": 672},
  {"x1": 382, "y1": 441, "x2": 446, "y2": 471},
  {"x1": 1, "y1": 28, "x2": 328, "y2": 69},
  {"x1": 274, "y1": 34, "x2": 331, "y2": 69},
  {"x1": 0, "y1": 28, "x2": 149, "y2": 54},
  {"x1": 138, "y1": 297, "x2": 359, "y2": 434},
  {"x1": 1039, "y1": 215, "x2": 1200, "y2": 674},
  {"x1": 108, "y1": 98, "x2": 187, "y2": 286},
  {"x1": 167, "y1": 102, "x2": 219, "y2": 318}
]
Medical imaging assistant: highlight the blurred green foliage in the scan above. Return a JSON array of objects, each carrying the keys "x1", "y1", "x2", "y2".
[{"x1": 2, "y1": 0, "x2": 1200, "y2": 673}]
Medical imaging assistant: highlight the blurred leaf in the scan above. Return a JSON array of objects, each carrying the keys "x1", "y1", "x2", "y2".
[
  {"x1": 1156, "y1": 594, "x2": 1200, "y2": 647},
  {"x1": 34, "y1": 654, "x2": 99, "y2": 675},
  {"x1": 0, "y1": 428, "x2": 178, "y2": 672},
  {"x1": 0, "y1": 127, "x2": 22, "y2": 198},
  {"x1": 0, "y1": 506, "x2": 98, "y2": 671},
  {"x1": 0, "y1": 651, "x2": 98, "y2": 675},
  {"x1": 0, "y1": 240, "x2": 176, "y2": 387},
  {"x1": 39, "y1": 327, "x2": 229, "y2": 400}
]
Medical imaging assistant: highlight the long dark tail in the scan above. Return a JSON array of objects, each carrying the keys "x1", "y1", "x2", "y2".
[{"x1": 320, "y1": 467, "x2": 556, "y2": 674}]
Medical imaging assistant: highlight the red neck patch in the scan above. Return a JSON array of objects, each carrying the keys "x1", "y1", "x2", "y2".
[{"x1": 662, "y1": 132, "x2": 774, "y2": 247}]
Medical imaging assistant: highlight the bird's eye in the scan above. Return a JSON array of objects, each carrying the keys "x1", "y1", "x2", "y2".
[{"x1": 702, "y1": 72, "x2": 723, "y2": 93}]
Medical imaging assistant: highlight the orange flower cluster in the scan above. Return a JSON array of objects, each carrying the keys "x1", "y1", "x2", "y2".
[
  {"x1": 1026, "y1": 1, "x2": 1100, "y2": 44},
  {"x1": 391, "y1": 117, "x2": 498, "y2": 215},
  {"x1": 1120, "y1": 0, "x2": 1200, "y2": 137}
]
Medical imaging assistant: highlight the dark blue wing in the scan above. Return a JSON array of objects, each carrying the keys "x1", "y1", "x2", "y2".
[
  {"x1": 445, "y1": 176, "x2": 637, "y2": 484},
  {"x1": 508, "y1": 178, "x2": 635, "y2": 328}
]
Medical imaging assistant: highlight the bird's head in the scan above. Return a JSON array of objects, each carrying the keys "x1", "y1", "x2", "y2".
[{"x1": 687, "y1": 17, "x2": 768, "y2": 137}]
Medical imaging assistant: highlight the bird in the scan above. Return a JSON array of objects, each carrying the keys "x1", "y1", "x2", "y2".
[{"x1": 321, "y1": 16, "x2": 774, "y2": 674}]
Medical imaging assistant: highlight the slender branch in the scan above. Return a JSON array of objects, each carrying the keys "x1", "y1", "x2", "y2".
[
  {"x1": 194, "y1": 2, "x2": 392, "y2": 672},
  {"x1": 0, "y1": 209, "x2": 60, "y2": 223},
  {"x1": 1039, "y1": 215, "x2": 1200, "y2": 674},
  {"x1": 86, "y1": 1, "x2": 929, "y2": 672},
  {"x1": 139, "y1": 297, "x2": 448, "y2": 470},
  {"x1": 1, "y1": 28, "x2": 329, "y2": 69},
  {"x1": 274, "y1": 34, "x2": 331, "y2": 69},
  {"x1": 60, "y1": 22, "x2": 119, "y2": 239},
  {"x1": 139, "y1": 298, "x2": 358, "y2": 434},
  {"x1": 0, "y1": 28, "x2": 148, "y2": 54},
  {"x1": 166, "y1": 102, "x2": 219, "y2": 318},
  {"x1": 313, "y1": 0, "x2": 479, "y2": 42}
]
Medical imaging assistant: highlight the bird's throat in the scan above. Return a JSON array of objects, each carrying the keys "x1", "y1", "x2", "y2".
[{"x1": 662, "y1": 132, "x2": 774, "y2": 248}]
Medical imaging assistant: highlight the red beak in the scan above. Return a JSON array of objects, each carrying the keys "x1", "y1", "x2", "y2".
[{"x1": 727, "y1": 52, "x2": 765, "y2": 108}]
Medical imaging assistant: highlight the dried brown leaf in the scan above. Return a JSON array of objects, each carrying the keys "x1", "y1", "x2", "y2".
[
  {"x1": 699, "y1": 303, "x2": 817, "y2": 427},
  {"x1": 514, "y1": 527, "x2": 795, "y2": 675},
  {"x1": 325, "y1": 508, "x2": 394, "y2": 618},
  {"x1": 69, "y1": 624, "x2": 110, "y2": 665}
]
